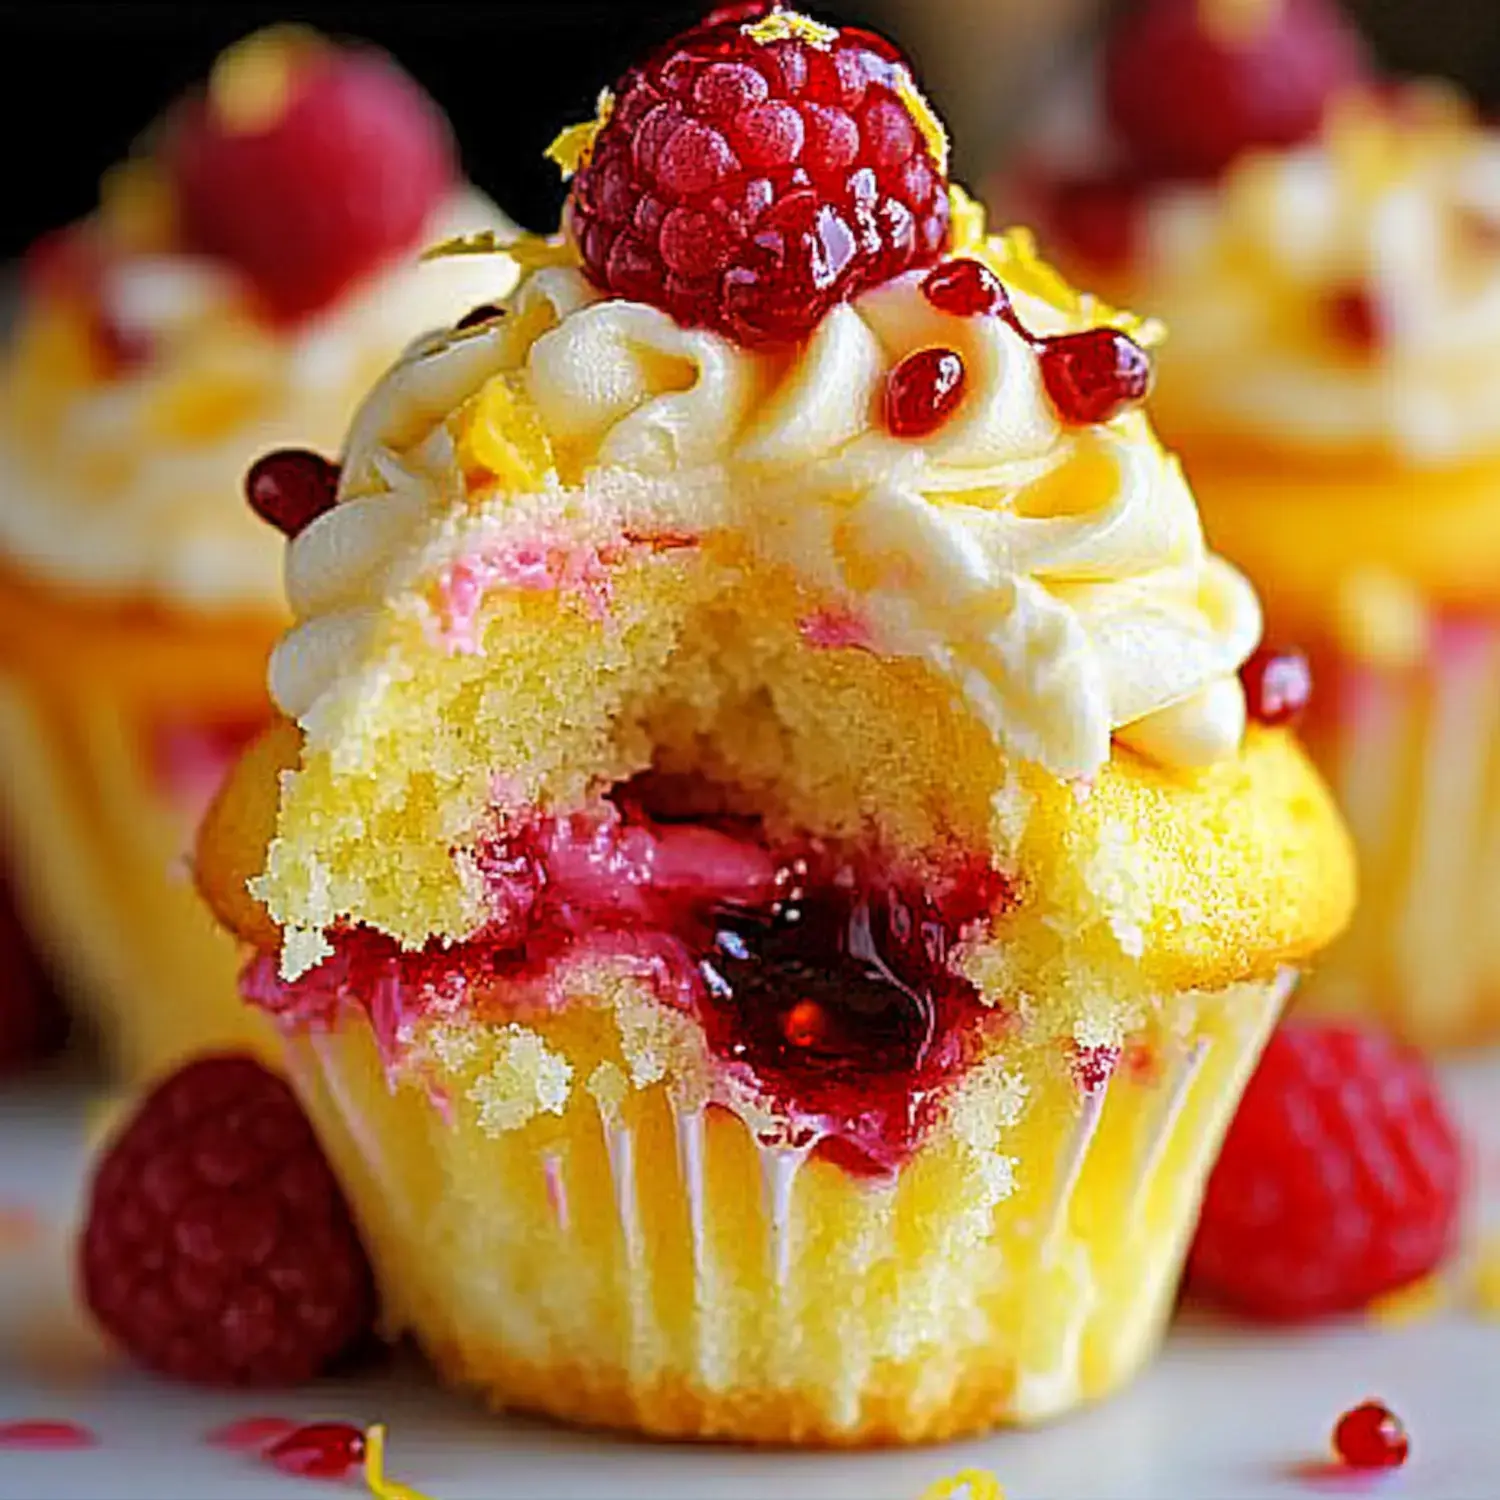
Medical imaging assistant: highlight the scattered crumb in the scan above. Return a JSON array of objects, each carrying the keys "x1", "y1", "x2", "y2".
[
  {"x1": 1366, "y1": 1273, "x2": 1449, "y2": 1329},
  {"x1": 920, "y1": 1471, "x2": 1004, "y2": 1500}
]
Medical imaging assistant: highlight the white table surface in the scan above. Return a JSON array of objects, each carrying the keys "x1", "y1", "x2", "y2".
[{"x1": 2, "y1": 1057, "x2": 1498, "y2": 1500}]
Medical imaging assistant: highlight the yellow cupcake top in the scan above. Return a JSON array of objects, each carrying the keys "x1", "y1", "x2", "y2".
[
  {"x1": 270, "y1": 211, "x2": 1260, "y2": 783},
  {"x1": 0, "y1": 30, "x2": 513, "y2": 615},
  {"x1": 1143, "y1": 88, "x2": 1500, "y2": 464}
]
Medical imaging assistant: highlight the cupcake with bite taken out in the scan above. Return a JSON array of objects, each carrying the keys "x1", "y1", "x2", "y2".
[
  {"x1": 198, "y1": 4, "x2": 1353, "y2": 1443},
  {"x1": 1018, "y1": 0, "x2": 1500, "y2": 1048},
  {"x1": 0, "y1": 27, "x2": 514, "y2": 1080}
]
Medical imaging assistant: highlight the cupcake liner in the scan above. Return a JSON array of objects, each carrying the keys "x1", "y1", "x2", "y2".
[
  {"x1": 279, "y1": 968, "x2": 1290, "y2": 1444},
  {"x1": 1297, "y1": 618, "x2": 1500, "y2": 1048},
  {"x1": 0, "y1": 596, "x2": 279, "y2": 1080}
]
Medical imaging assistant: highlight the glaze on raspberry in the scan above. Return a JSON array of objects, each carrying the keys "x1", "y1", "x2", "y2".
[
  {"x1": 247, "y1": 787, "x2": 1013, "y2": 1178},
  {"x1": 245, "y1": 449, "x2": 342, "y2": 538},
  {"x1": 568, "y1": 8, "x2": 950, "y2": 345},
  {"x1": 1333, "y1": 1401, "x2": 1410, "y2": 1471},
  {"x1": 885, "y1": 346, "x2": 967, "y2": 437},
  {"x1": 1039, "y1": 327, "x2": 1152, "y2": 425}
]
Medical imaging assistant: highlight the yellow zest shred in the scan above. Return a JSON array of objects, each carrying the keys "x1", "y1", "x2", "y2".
[
  {"x1": 921, "y1": 1470, "x2": 1006, "y2": 1500},
  {"x1": 457, "y1": 373, "x2": 556, "y2": 493},
  {"x1": 898, "y1": 72, "x2": 950, "y2": 178},
  {"x1": 545, "y1": 88, "x2": 615, "y2": 179},
  {"x1": 421, "y1": 229, "x2": 513, "y2": 262},
  {"x1": 948, "y1": 183, "x2": 988, "y2": 256},
  {"x1": 1365, "y1": 1272, "x2": 1450, "y2": 1329},
  {"x1": 363, "y1": 1425, "x2": 432, "y2": 1500},
  {"x1": 1474, "y1": 1234, "x2": 1500, "y2": 1319},
  {"x1": 207, "y1": 25, "x2": 322, "y2": 134},
  {"x1": 744, "y1": 11, "x2": 837, "y2": 48}
]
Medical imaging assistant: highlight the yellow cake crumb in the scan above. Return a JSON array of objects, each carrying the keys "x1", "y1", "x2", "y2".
[
  {"x1": 921, "y1": 1470, "x2": 1005, "y2": 1500},
  {"x1": 466, "y1": 1025, "x2": 573, "y2": 1137}
]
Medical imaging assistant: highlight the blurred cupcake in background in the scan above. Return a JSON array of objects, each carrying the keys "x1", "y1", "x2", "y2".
[
  {"x1": 1008, "y1": 0, "x2": 1500, "y2": 1049},
  {"x1": 0, "y1": 26, "x2": 515, "y2": 1081}
]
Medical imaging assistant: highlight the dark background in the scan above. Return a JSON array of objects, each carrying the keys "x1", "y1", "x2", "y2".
[{"x1": 2, "y1": 0, "x2": 1498, "y2": 257}]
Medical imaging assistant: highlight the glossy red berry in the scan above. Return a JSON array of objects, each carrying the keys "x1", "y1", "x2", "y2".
[
  {"x1": 569, "y1": 8, "x2": 950, "y2": 345},
  {"x1": 79, "y1": 1054, "x2": 375, "y2": 1386},
  {"x1": 1333, "y1": 1402, "x2": 1410, "y2": 1471},
  {"x1": 1104, "y1": 0, "x2": 1371, "y2": 179},
  {"x1": 921, "y1": 258, "x2": 1011, "y2": 319},
  {"x1": 885, "y1": 346, "x2": 966, "y2": 437},
  {"x1": 246, "y1": 449, "x2": 342, "y2": 538},
  {"x1": 265, "y1": 1422, "x2": 367, "y2": 1479},
  {"x1": 1241, "y1": 646, "x2": 1312, "y2": 726},
  {"x1": 1039, "y1": 327, "x2": 1152, "y2": 425},
  {"x1": 168, "y1": 42, "x2": 455, "y2": 321},
  {"x1": 1188, "y1": 1023, "x2": 1463, "y2": 1322}
]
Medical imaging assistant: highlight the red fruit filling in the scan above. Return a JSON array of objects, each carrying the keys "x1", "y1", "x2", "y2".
[
  {"x1": 884, "y1": 346, "x2": 967, "y2": 438},
  {"x1": 1188, "y1": 1022, "x2": 1463, "y2": 1322},
  {"x1": 167, "y1": 46, "x2": 456, "y2": 322},
  {"x1": 245, "y1": 448, "x2": 342, "y2": 538},
  {"x1": 568, "y1": 8, "x2": 950, "y2": 345},
  {"x1": 1333, "y1": 1401, "x2": 1410, "y2": 1471},
  {"x1": 1325, "y1": 285, "x2": 1382, "y2": 353},
  {"x1": 1038, "y1": 327, "x2": 1153, "y2": 425},
  {"x1": 1103, "y1": 0, "x2": 1371, "y2": 180},
  {"x1": 265, "y1": 1422, "x2": 366, "y2": 1480},
  {"x1": 245, "y1": 780, "x2": 1013, "y2": 1177},
  {"x1": 1241, "y1": 646, "x2": 1312, "y2": 727},
  {"x1": 921, "y1": 257, "x2": 1012, "y2": 319}
]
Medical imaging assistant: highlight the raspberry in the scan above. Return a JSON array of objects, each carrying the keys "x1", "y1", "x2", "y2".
[
  {"x1": 1188, "y1": 1022, "x2": 1463, "y2": 1322},
  {"x1": 167, "y1": 35, "x2": 455, "y2": 322},
  {"x1": 569, "y1": 7, "x2": 950, "y2": 345},
  {"x1": 79, "y1": 1054, "x2": 375, "y2": 1386},
  {"x1": 1104, "y1": 0, "x2": 1371, "y2": 179}
]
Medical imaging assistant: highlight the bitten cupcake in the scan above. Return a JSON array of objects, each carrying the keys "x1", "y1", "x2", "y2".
[
  {"x1": 0, "y1": 28, "x2": 513, "y2": 1080},
  {"x1": 1023, "y1": 0, "x2": 1500, "y2": 1048},
  {"x1": 199, "y1": 5, "x2": 1353, "y2": 1443}
]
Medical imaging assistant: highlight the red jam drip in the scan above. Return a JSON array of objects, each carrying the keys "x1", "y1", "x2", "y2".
[
  {"x1": 1241, "y1": 646, "x2": 1312, "y2": 727},
  {"x1": 1037, "y1": 327, "x2": 1153, "y2": 426},
  {"x1": 1333, "y1": 1401, "x2": 1410, "y2": 1471},
  {"x1": 265, "y1": 1422, "x2": 366, "y2": 1480},
  {"x1": 245, "y1": 449, "x2": 342, "y2": 539},
  {"x1": 921, "y1": 258, "x2": 1011, "y2": 320},
  {"x1": 205, "y1": 1415, "x2": 298, "y2": 1450},
  {"x1": 884, "y1": 347, "x2": 967, "y2": 438},
  {"x1": 247, "y1": 783, "x2": 1013, "y2": 1177},
  {"x1": 0, "y1": 1420, "x2": 99, "y2": 1450}
]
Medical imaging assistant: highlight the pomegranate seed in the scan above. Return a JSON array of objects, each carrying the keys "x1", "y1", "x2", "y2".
[
  {"x1": 1326, "y1": 286, "x2": 1382, "y2": 353},
  {"x1": 245, "y1": 449, "x2": 342, "y2": 538},
  {"x1": 1038, "y1": 327, "x2": 1152, "y2": 425},
  {"x1": 885, "y1": 346, "x2": 967, "y2": 438},
  {"x1": 265, "y1": 1422, "x2": 367, "y2": 1480},
  {"x1": 921, "y1": 258, "x2": 1011, "y2": 320},
  {"x1": 455, "y1": 302, "x2": 505, "y2": 330},
  {"x1": 1241, "y1": 646, "x2": 1312, "y2": 726},
  {"x1": 1333, "y1": 1401, "x2": 1409, "y2": 1471}
]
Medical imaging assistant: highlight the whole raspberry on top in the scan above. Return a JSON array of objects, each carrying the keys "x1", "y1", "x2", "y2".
[
  {"x1": 1104, "y1": 0, "x2": 1371, "y2": 180},
  {"x1": 80, "y1": 1054, "x2": 375, "y2": 1386},
  {"x1": 1188, "y1": 1021, "x2": 1463, "y2": 1322},
  {"x1": 166, "y1": 28, "x2": 456, "y2": 322},
  {"x1": 567, "y1": 4, "x2": 951, "y2": 345}
]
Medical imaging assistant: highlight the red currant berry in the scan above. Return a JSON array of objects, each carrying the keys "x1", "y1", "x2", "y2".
[
  {"x1": 245, "y1": 449, "x2": 342, "y2": 538},
  {"x1": 921, "y1": 258, "x2": 1011, "y2": 320},
  {"x1": 1241, "y1": 647, "x2": 1312, "y2": 727},
  {"x1": 1039, "y1": 327, "x2": 1152, "y2": 425},
  {"x1": 265, "y1": 1422, "x2": 367, "y2": 1480},
  {"x1": 885, "y1": 347, "x2": 966, "y2": 438},
  {"x1": 1333, "y1": 1402, "x2": 1409, "y2": 1471}
]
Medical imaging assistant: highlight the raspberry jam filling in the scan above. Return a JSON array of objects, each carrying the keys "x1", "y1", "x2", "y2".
[{"x1": 246, "y1": 777, "x2": 1011, "y2": 1176}]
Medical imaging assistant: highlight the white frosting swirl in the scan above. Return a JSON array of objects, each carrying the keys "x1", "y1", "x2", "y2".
[
  {"x1": 273, "y1": 247, "x2": 1260, "y2": 780},
  {"x1": 0, "y1": 189, "x2": 514, "y2": 613},
  {"x1": 1142, "y1": 94, "x2": 1500, "y2": 463}
]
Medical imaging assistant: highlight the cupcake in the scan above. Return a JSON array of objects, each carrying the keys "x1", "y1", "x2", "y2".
[
  {"x1": 1020, "y1": 0, "x2": 1500, "y2": 1048},
  {"x1": 198, "y1": 5, "x2": 1353, "y2": 1442},
  {"x1": 0, "y1": 27, "x2": 514, "y2": 1080}
]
